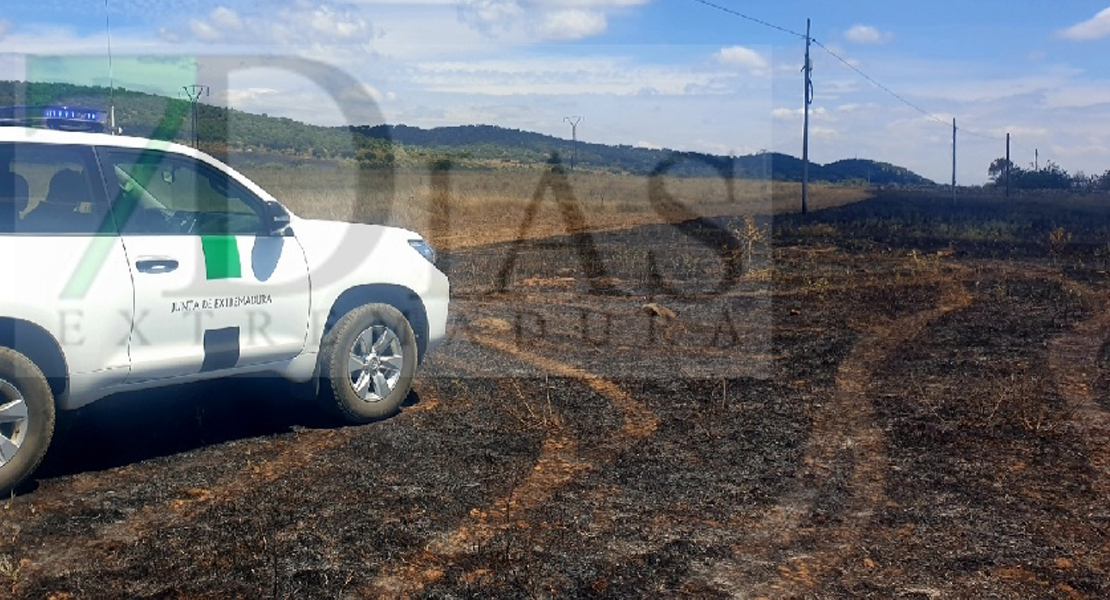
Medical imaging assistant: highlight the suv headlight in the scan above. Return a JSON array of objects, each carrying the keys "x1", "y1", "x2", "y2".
[{"x1": 408, "y1": 239, "x2": 438, "y2": 265}]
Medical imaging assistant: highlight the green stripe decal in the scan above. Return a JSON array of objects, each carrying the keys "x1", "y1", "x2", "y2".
[{"x1": 201, "y1": 236, "x2": 241, "y2": 280}]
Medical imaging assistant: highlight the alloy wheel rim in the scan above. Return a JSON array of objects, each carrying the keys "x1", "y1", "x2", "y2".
[
  {"x1": 0, "y1": 379, "x2": 28, "y2": 466},
  {"x1": 347, "y1": 325, "x2": 404, "y2": 402}
]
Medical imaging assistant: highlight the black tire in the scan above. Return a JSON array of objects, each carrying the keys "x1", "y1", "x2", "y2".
[
  {"x1": 319, "y1": 303, "x2": 417, "y2": 423},
  {"x1": 0, "y1": 347, "x2": 55, "y2": 496}
]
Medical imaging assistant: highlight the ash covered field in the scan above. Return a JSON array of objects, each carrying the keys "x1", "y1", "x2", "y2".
[{"x1": 2, "y1": 193, "x2": 1110, "y2": 598}]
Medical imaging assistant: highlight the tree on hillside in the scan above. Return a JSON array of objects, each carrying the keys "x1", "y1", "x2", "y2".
[
  {"x1": 987, "y1": 157, "x2": 1071, "y2": 191},
  {"x1": 1071, "y1": 171, "x2": 1094, "y2": 192},
  {"x1": 1014, "y1": 160, "x2": 1070, "y2": 190},
  {"x1": 988, "y1": 157, "x2": 1015, "y2": 185}
]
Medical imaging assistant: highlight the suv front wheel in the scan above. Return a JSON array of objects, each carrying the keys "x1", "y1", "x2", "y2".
[
  {"x1": 319, "y1": 303, "x2": 417, "y2": 423},
  {"x1": 0, "y1": 347, "x2": 55, "y2": 496}
]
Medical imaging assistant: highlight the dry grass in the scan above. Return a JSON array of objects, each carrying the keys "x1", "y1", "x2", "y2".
[
  {"x1": 240, "y1": 165, "x2": 872, "y2": 250},
  {"x1": 770, "y1": 182, "x2": 876, "y2": 214}
]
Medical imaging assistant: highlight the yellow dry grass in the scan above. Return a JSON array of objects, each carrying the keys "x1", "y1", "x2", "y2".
[{"x1": 241, "y1": 166, "x2": 872, "y2": 250}]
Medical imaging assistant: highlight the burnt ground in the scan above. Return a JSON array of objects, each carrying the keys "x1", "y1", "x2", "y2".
[{"x1": 2, "y1": 194, "x2": 1110, "y2": 598}]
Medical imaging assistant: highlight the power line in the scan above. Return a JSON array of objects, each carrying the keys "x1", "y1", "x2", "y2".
[
  {"x1": 813, "y1": 41, "x2": 1002, "y2": 141},
  {"x1": 957, "y1": 126, "x2": 1003, "y2": 141},
  {"x1": 811, "y1": 40, "x2": 948, "y2": 128},
  {"x1": 688, "y1": 0, "x2": 1004, "y2": 142},
  {"x1": 687, "y1": 0, "x2": 806, "y2": 39}
]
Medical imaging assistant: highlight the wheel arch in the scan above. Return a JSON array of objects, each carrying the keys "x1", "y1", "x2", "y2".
[
  {"x1": 0, "y1": 318, "x2": 69, "y2": 400},
  {"x1": 324, "y1": 284, "x2": 431, "y2": 363}
]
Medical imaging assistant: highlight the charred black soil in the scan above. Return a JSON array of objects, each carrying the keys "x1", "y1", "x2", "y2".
[{"x1": 2, "y1": 195, "x2": 1110, "y2": 598}]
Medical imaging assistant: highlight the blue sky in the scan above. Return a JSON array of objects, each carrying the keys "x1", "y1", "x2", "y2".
[{"x1": 4, "y1": 1, "x2": 1110, "y2": 183}]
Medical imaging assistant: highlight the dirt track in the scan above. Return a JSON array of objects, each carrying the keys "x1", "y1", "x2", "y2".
[{"x1": 2, "y1": 198, "x2": 1110, "y2": 598}]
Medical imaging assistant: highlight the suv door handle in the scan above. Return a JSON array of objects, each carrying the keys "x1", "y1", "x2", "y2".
[{"x1": 135, "y1": 258, "x2": 179, "y2": 274}]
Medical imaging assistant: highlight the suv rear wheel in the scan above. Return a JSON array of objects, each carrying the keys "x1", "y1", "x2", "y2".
[
  {"x1": 0, "y1": 347, "x2": 55, "y2": 496},
  {"x1": 319, "y1": 303, "x2": 417, "y2": 423}
]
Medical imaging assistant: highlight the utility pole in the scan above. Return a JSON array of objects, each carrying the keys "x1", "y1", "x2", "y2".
[
  {"x1": 564, "y1": 116, "x2": 583, "y2": 171},
  {"x1": 1005, "y1": 132, "x2": 1010, "y2": 199},
  {"x1": 801, "y1": 18, "x2": 813, "y2": 215},
  {"x1": 183, "y1": 84, "x2": 209, "y2": 148},
  {"x1": 105, "y1": 0, "x2": 116, "y2": 134},
  {"x1": 951, "y1": 118, "x2": 957, "y2": 203}
]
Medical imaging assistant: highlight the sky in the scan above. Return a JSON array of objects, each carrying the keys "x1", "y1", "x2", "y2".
[{"x1": 3, "y1": 1, "x2": 1110, "y2": 184}]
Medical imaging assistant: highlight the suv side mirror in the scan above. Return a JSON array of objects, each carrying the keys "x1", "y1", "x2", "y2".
[{"x1": 266, "y1": 201, "x2": 292, "y2": 235}]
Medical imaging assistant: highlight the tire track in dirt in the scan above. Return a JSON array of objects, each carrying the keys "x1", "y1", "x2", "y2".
[
  {"x1": 369, "y1": 317, "x2": 658, "y2": 597},
  {"x1": 30, "y1": 381, "x2": 453, "y2": 574},
  {"x1": 1047, "y1": 291, "x2": 1110, "y2": 500},
  {"x1": 712, "y1": 269, "x2": 975, "y2": 597},
  {"x1": 973, "y1": 262, "x2": 1110, "y2": 498},
  {"x1": 40, "y1": 353, "x2": 486, "y2": 555},
  {"x1": 95, "y1": 427, "x2": 354, "y2": 537},
  {"x1": 69, "y1": 425, "x2": 366, "y2": 569},
  {"x1": 10, "y1": 418, "x2": 369, "y2": 580}
]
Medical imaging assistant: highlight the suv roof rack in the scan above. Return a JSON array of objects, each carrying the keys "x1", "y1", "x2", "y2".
[{"x1": 0, "y1": 105, "x2": 107, "y2": 133}]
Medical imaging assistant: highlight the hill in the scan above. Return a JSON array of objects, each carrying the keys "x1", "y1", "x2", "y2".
[{"x1": 0, "y1": 80, "x2": 933, "y2": 184}]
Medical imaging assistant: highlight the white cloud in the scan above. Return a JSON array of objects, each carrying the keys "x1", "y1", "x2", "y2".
[
  {"x1": 224, "y1": 86, "x2": 280, "y2": 106},
  {"x1": 157, "y1": 27, "x2": 182, "y2": 43},
  {"x1": 178, "y1": 3, "x2": 372, "y2": 47},
  {"x1": 0, "y1": 20, "x2": 9, "y2": 41},
  {"x1": 810, "y1": 126, "x2": 838, "y2": 140},
  {"x1": 715, "y1": 46, "x2": 767, "y2": 71},
  {"x1": 772, "y1": 106, "x2": 828, "y2": 119},
  {"x1": 219, "y1": 68, "x2": 387, "y2": 127},
  {"x1": 458, "y1": 0, "x2": 524, "y2": 34},
  {"x1": 457, "y1": 0, "x2": 645, "y2": 41},
  {"x1": 1042, "y1": 82, "x2": 1110, "y2": 108},
  {"x1": 1061, "y1": 7, "x2": 1110, "y2": 40},
  {"x1": 844, "y1": 24, "x2": 891, "y2": 45},
  {"x1": 539, "y1": 9, "x2": 607, "y2": 40},
  {"x1": 188, "y1": 19, "x2": 221, "y2": 42},
  {"x1": 835, "y1": 102, "x2": 878, "y2": 114},
  {"x1": 908, "y1": 70, "x2": 1077, "y2": 104},
  {"x1": 1000, "y1": 125, "x2": 1049, "y2": 138},
  {"x1": 307, "y1": 6, "x2": 370, "y2": 40},
  {"x1": 529, "y1": 0, "x2": 650, "y2": 6},
  {"x1": 409, "y1": 55, "x2": 738, "y2": 96},
  {"x1": 345, "y1": 0, "x2": 458, "y2": 3},
  {"x1": 210, "y1": 7, "x2": 243, "y2": 30}
]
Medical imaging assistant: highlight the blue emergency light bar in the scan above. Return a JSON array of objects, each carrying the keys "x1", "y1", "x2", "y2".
[{"x1": 0, "y1": 105, "x2": 108, "y2": 133}]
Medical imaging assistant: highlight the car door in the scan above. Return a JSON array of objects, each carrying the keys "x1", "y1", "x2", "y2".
[
  {"x1": 97, "y1": 146, "x2": 311, "y2": 382},
  {"x1": 0, "y1": 141, "x2": 134, "y2": 396}
]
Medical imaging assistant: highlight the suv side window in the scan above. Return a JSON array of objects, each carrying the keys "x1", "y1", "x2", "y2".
[
  {"x1": 101, "y1": 149, "x2": 266, "y2": 236},
  {"x1": 0, "y1": 143, "x2": 106, "y2": 235}
]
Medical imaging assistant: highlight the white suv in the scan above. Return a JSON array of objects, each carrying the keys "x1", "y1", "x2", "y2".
[{"x1": 0, "y1": 119, "x2": 449, "y2": 495}]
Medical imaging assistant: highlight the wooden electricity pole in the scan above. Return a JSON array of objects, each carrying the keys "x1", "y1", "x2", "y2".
[
  {"x1": 951, "y1": 118, "x2": 957, "y2": 203},
  {"x1": 1005, "y1": 132, "x2": 1011, "y2": 199},
  {"x1": 801, "y1": 18, "x2": 813, "y2": 215}
]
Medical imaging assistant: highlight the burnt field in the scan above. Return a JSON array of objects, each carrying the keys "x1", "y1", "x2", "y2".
[{"x1": 3, "y1": 193, "x2": 1110, "y2": 598}]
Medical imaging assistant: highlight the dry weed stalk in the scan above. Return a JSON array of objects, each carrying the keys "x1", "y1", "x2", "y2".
[
  {"x1": 1047, "y1": 226, "x2": 1072, "y2": 259},
  {"x1": 731, "y1": 215, "x2": 770, "y2": 276}
]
